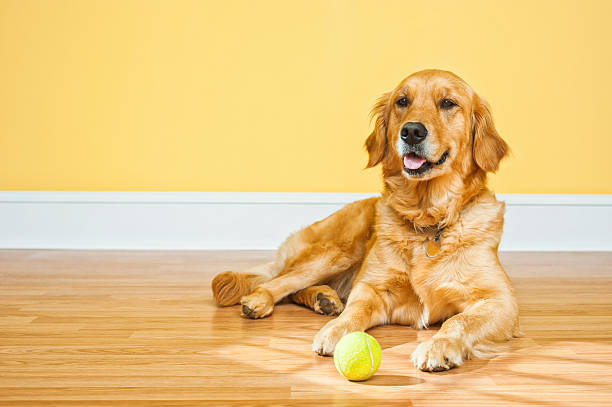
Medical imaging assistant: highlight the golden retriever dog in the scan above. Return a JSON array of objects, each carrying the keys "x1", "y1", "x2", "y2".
[{"x1": 212, "y1": 69, "x2": 520, "y2": 372}]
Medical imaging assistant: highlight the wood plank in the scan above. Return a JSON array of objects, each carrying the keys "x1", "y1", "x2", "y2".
[{"x1": 1, "y1": 250, "x2": 611, "y2": 406}]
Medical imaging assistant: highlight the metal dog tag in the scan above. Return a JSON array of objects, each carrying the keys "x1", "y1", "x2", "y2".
[{"x1": 425, "y1": 238, "x2": 441, "y2": 258}]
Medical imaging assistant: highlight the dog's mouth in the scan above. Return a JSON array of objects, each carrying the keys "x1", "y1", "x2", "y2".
[{"x1": 403, "y1": 150, "x2": 449, "y2": 176}]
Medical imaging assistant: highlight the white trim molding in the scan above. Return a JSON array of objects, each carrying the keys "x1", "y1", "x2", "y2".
[{"x1": 0, "y1": 192, "x2": 610, "y2": 251}]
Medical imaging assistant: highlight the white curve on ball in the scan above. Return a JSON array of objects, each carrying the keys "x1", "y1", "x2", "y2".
[{"x1": 365, "y1": 334, "x2": 375, "y2": 378}]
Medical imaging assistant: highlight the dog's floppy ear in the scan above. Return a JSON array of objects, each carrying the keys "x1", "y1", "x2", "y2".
[
  {"x1": 472, "y1": 95, "x2": 509, "y2": 172},
  {"x1": 365, "y1": 92, "x2": 391, "y2": 168}
]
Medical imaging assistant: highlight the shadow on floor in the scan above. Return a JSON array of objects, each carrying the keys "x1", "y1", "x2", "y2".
[{"x1": 357, "y1": 374, "x2": 425, "y2": 386}]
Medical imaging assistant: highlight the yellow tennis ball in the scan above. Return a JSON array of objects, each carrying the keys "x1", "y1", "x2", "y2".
[{"x1": 333, "y1": 331, "x2": 381, "y2": 381}]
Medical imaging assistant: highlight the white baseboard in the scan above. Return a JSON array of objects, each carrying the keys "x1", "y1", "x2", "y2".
[{"x1": 0, "y1": 191, "x2": 611, "y2": 251}]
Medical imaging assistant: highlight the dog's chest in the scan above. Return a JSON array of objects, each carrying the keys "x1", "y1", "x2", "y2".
[
  {"x1": 404, "y1": 228, "x2": 469, "y2": 319},
  {"x1": 376, "y1": 193, "x2": 505, "y2": 323},
  {"x1": 402, "y1": 206, "x2": 503, "y2": 319}
]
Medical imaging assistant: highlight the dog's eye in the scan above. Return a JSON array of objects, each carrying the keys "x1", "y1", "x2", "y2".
[
  {"x1": 439, "y1": 98, "x2": 457, "y2": 110},
  {"x1": 395, "y1": 97, "x2": 409, "y2": 107}
]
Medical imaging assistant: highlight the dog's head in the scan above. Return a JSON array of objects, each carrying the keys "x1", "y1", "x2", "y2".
[{"x1": 366, "y1": 70, "x2": 508, "y2": 179}]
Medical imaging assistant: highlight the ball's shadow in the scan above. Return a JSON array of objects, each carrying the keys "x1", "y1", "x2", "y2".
[{"x1": 357, "y1": 374, "x2": 424, "y2": 386}]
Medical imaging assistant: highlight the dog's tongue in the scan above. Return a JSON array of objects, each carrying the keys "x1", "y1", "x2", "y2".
[{"x1": 404, "y1": 154, "x2": 426, "y2": 170}]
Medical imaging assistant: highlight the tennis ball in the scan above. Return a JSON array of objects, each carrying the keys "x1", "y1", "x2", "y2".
[{"x1": 333, "y1": 332, "x2": 381, "y2": 381}]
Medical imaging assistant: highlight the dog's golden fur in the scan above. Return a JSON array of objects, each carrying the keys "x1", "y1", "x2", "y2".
[{"x1": 212, "y1": 69, "x2": 520, "y2": 372}]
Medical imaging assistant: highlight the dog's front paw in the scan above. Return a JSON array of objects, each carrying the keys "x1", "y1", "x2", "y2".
[
  {"x1": 240, "y1": 288, "x2": 274, "y2": 319},
  {"x1": 312, "y1": 318, "x2": 352, "y2": 356},
  {"x1": 411, "y1": 337, "x2": 464, "y2": 372}
]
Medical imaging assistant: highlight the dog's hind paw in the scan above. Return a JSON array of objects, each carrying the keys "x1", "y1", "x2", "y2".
[
  {"x1": 240, "y1": 288, "x2": 274, "y2": 319},
  {"x1": 313, "y1": 291, "x2": 344, "y2": 316}
]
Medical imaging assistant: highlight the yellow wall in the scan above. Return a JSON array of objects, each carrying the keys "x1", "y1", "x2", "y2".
[{"x1": 1, "y1": 0, "x2": 611, "y2": 193}]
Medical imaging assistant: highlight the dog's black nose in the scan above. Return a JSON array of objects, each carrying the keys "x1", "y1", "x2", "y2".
[{"x1": 400, "y1": 122, "x2": 428, "y2": 145}]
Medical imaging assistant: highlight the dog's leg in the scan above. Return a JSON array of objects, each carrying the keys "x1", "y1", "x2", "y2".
[
  {"x1": 411, "y1": 294, "x2": 518, "y2": 372},
  {"x1": 291, "y1": 285, "x2": 344, "y2": 316},
  {"x1": 212, "y1": 225, "x2": 311, "y2": 307},
  {"x1": 240, "y1": 243, "x2": 355, "y2": 319},
  {"x1": 312, "y1": 282, "x2": 387, "y2": 355}
]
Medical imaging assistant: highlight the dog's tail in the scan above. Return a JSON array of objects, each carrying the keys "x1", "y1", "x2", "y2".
[{"x1": 211, "y1": 262, "x2": 277, "y2": 306}]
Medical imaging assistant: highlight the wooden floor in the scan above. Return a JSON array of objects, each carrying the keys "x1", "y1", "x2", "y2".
[{"x1": 1, "y1": 251, "x2": 611, "y2": 406}]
